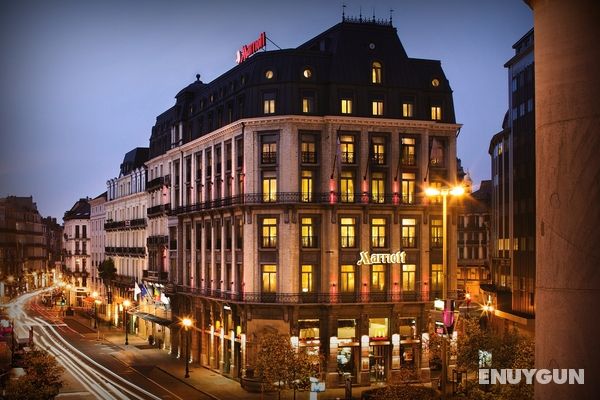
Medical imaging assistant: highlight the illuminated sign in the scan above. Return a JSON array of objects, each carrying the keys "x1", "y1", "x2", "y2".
[
  {"x1": 356, "y1": 251, "x2": 407, "y2": 266},
  {"x1": 236, "y1": 32, "x2": 266, "y2": 64}
]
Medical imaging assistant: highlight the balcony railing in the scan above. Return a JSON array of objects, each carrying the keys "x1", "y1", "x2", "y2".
[
  {"x1": 142, "y1": 269, "x2": 169, "y2": 281},
  {"x1": 104, "y1": 218, "x2": 147, "y2": 230},
  {"x1": 172, "y1": 286, "x2": 462, "y2": 304},
  {"x1": 147, "y1": 204, "x2": 171, "y2": 218},
  {"x1": 104, "y1": 246, "x2": 146, "y2": 257},
  {"x1": 169, "y1": 191, "x2": 422, "y2": 215},
  {"x1": 147, "y1": 235, "x2": 169, "y2": 246}
]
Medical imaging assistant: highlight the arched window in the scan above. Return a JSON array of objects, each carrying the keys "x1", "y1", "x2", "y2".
[{"x1": 372, "y1": 61, "x2": 382, "y2": 83}]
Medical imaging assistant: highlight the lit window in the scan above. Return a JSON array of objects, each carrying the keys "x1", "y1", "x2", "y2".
[
  {"x1": 371, "y1": 218, "x2": 386, "y2": 248},
  {"x1": 429, "y1": 139, "x2": 444, "y2": 166},
  {"x1": 262, "y1": 172, "x2": 277, "y2": 202},
  {"x1": 265, "y1": 70, "x2": 274, "y2": 79},
  {"x1": 431, "y1": 106, "x2": 442, "y2": 121},
  {"x1": 402, "y1": 264, "x2": 416, "y2": 292},
  {"x1": 371, "y1": 138, "x2": 385, "y2": 165},
  {"x1": 340, "y1": 135, "x2": 355, "y2": 163},
  {"x1": 261, "y1": 218, "x2": 277, "y2": 248},
  {"x1": 371, "y1": 264, "x2": 386, "y2": 291},
  {"x1": 341, "y1": 98, "x2": 353, "y2": 114},
  {"x1": 302, "y1": 97, "x2": 314, "y2": 113},
  {"x1": 303, "y1": 68, "x2": 312, "y2": 79},
  {"x1": 263, "y1": 93, "x2": 276, "y2": 114},
  {"x1": 301, "y1": 140, "x2": 316, "y2": 163},
  {"x1": 402, "y1": 102, "x2": 414, "y2": 118},
  {"x1": 340, "y1": 171, "x2": 355, "y2": 203},
  {"x1": 340, "y1": 265, "x2": 355, "y2": 292},
  {"x1": 301, "y1": 217, "x2": 316, "y2": 248},
  {"x1": 340, "y1": 217, "x2": 356, "y2": 248},
  {"x1": 401, "y1": 173, "x2": 415, "y2": 204},
  {"x1": 371, "y1": 172, "x2": 385, "y2": 204},
  {"x1": 261, "y1": 142, "x2": 277, "y2": 164},
  {"x1": 431, "y1": 264, "x2": 443, "y2": 293},
  {"x1": 372, "y1": 61, "x2": 382, "y2": 84},
  {"x1": 262, "y1": 265, "x2": 277, "y2": 292},
  {"x1": 301, "y1": 265, "x2": 314, "y2": 292},
  {"x1": 431, "y1": 218, "x2": 443, "y2": 248},
  {"x1": 401, "y1": 218, "x2": 416, "y2": 248},
  {"x1": 429, "y1": 181, "x2": 443, "y2": 204},
  {"x1": 301, "y1": 170, "x2": 313, "y2": 202},
  {"x1": 401, "y1": 138, "x2": 416, "y2": 166},
  {"x1": 372, "y1": 101, "x2": 384, "y2": 116}
]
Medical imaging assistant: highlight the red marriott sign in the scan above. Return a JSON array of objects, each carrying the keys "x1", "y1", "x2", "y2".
[{"x1": 236, "y1": 32, "x2": 266, "y2": 64}]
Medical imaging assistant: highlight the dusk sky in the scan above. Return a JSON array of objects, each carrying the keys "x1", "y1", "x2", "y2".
[{"x1": 0, "y1": 0, "x2": 532, "y2": 220}]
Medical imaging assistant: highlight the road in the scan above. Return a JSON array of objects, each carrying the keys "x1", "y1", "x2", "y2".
[{"x1": 5, "y1": 289, "x2": 214, "y2": 400}]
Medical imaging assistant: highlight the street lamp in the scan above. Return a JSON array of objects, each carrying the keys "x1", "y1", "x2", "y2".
[
  {"x1": 92, "y1": 291, "x2": 98, "y2": 329},
  {"x1": 425, "y1": 185, "x2": 464, "y2": 400},
  {"x1": 424, "y1": 185, "x2": 465, "y2": 300},
  {"x1": 95, "y1": 299, "x2": 102, "y2": 340},
  {"x1": 123, "y1": 299, "x2": 131, "y2": 345},
  {"x1": 181, "y1": 317, "x2": 193, "y2": 378}
]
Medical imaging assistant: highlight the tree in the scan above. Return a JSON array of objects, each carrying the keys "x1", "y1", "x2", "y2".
[
  {"x1": 98, "y1": 258, "x2": 116, "y2": 294},
  {"x1": 254, "y1": 332, "x2": 322, "y2": 400},
  {"x1": 3, "y1": 348, "x2": 64, "y2": 400},
  {"x1": 453, "y1": 318, "x2": 535, "y2": 400},
  {"x1": 255, "y1": 332, "x2": 295, "y2": 400}
]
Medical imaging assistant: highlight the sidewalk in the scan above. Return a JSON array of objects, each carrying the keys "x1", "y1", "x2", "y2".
[{"x1": 70, "y1": 312, "x2": 372, "y2": 400}]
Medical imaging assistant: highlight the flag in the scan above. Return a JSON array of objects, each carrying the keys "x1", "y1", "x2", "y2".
[
  {"x1": 140, "y1": 283, "x2": 148, "y2": 298},
  {"x1": 134, "y1": 282, "x2": 141, "y2": 299}
]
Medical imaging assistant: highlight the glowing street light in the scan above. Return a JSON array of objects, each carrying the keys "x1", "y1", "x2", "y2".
[
  {"x1": 425, "y1": 185, "x2": 465, "y2": 299},
  {"x1": 123, "y1": 299, "x2": 131, "y2": 345},
  {"x1": 181, "y1": 317, "x2": 193, "y2": 378}
]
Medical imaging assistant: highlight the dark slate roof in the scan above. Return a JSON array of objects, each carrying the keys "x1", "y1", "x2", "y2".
[
  {"x1": 63, "y1": 198, "x2": 90, "y2": 221},
  {"x1": 120, "y1": 147, "x2": 149, "y2": 176}
]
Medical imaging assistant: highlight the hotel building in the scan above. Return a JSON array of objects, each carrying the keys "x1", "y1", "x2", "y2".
[{"x1": 148, "y1": 18, "x2": 461, "y2": 386}]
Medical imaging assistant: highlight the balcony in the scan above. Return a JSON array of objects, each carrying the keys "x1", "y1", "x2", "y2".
[
  {"x1": 146, "y1": 174, "x2": 171, "y2": 192},
  {"x1": 142, "y1": 269, "x2": 169, "y2": 282},
  {"x1": 104, "y1": 246, "x2": 146, "y2": 257},
  {"x1": 104, "y1": 218, "x2": 147, "y2": 231},
  {"x1": 300, "y1": 151, "x2": 316, "y2": 164},
  {"x1": 147, "y1": 204, "x2": 171, "y2": 218},
  {"x1": 147, "y1": 235, "x2": 169, "y2": 246},
  {"x1": 171, "y1": 287, "x2": 463, "y2": 304},
  {"x1": 169, "y1": 191, "x2": 422, "y2": 215}
]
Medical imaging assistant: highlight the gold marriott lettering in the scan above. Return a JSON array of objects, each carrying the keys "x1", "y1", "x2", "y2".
[{"x1": 357, "y1": 251, "x2": 407, "y2": 265}]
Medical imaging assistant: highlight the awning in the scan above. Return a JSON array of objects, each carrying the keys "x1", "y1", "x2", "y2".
[{"x1": 132, "y1": 311, "x2": 173, "y2": 327}]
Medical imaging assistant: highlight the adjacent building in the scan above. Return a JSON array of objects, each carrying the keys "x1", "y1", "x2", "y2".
[
  {"x1": 105, "y1": 148, "x2": 149, "y2": 326},
  {"x1": 0, "y1": 196, "x2": 48, "y2": 297},
  {"x1": 145, "y1": 18, "x2": 461, "y2": 387},
  {"x1": 484, "y1": 29, "x2": 535, "y2": 335},
  {"x1": 62, "y1": 197, "x2": 91, "y2": 305},
  {"x1": 457, "y1": 180, "x2": 491, "y2": 302},
  {"x1": 89, "y1": 192, "x2": 107, "y2": 299}
]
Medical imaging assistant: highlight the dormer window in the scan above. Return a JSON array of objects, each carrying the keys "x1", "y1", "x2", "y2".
[{"x1": 372, "y1": 61, "x2": 382, "y2": 84}]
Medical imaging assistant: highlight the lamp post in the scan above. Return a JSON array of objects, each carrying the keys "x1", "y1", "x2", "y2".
[
  {"x1": 425, "y1": 185, "x2": 464, "y2": 400},
  {"x1": 123, "y1": 299, "x2": 131, "y2": 345},
  {"x1": 182, "y1": 317, "x2": 192, "y2": 378},
  {"x1": 91, "y1": 291, "x2": 98, "y2": 329}
]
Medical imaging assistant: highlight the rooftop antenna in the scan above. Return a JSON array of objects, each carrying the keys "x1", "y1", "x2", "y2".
[
  {"x1": 342, "y1": 3, "x2": 346, "y2": 21},
  {"x1": 389, "y1": 8, "x2": 394, "y2": 24},
  {"x1": 372, "y1": 7, "x2": 375, "y2": 22},
  {"x1": 359, "y1": 6, "x2": 362, "y2": 22}
]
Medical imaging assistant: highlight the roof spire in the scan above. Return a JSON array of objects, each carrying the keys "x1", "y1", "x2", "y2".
[
  {"x1": 342, "y1": 3, "x2": 346, "y2": 21},
  {"x1": 389, "y1": 8, "x2": 394, "y2": 24}
]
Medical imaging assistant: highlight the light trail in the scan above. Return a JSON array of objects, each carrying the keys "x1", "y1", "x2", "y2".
[{"x1": 8, "y1": 287, "x2": 166, "y2": 400}]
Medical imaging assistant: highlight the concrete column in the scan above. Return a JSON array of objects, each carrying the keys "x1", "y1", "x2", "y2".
[{"x1": 529, "y1": 1, "x2": 600, "y2": 398}]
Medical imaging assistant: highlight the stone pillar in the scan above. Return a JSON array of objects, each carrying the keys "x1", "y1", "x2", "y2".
[{"x1": 529, "y1": 0, "x2": 600, "y2": 398}]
